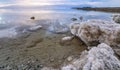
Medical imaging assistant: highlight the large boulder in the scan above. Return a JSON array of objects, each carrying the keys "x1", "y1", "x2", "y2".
[
  {"x1": 70, "y1": 19, "x2": 120, "y2": 47},
  {"x1": 62, "y1": 43, "x2": 120, "y2": 70}
]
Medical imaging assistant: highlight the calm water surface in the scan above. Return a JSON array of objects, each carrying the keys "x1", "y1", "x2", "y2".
[{"x1": 0, "y1": 5, "x2": 114, "y2": 38}]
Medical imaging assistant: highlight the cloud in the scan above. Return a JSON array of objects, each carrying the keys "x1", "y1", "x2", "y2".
[{"x1": 0, "y1": 0, "x2": 120, "y2": 7}]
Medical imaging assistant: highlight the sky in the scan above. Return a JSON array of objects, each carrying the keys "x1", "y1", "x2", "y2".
[{"x1": 0, "y1": 0, "x2": 120, "y2": 7}]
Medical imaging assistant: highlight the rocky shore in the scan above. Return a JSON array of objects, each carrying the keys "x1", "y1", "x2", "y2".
[
  {"x1": 61, "y1": 16, "x2": 120, "y2": 70},
  {"x1": 0, "y1": 23, "x2": 86, "y2": 70},
  {"x1": 0, "y1": 14, "x2": 120, "y2": 70},
  {"x1": 51, "y1": 15, "x2": 120, "y2": 70},
  {"x1": 62, "y1": 43, "x2": 120, "y2": 70}
]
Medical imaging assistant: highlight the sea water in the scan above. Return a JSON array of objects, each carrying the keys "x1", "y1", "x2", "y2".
[{"x1": 0, "y1": 4, "x2": 113, "y2": 38}]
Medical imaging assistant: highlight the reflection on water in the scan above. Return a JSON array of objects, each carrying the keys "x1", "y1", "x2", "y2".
[{"x1": 0, "y1": 5, "x2": 114, "y2": 38}]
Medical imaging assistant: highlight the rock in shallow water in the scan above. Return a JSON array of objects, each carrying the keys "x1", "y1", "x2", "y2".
[
  {"x1": 70, "y1": 23, "x2": 80, "y2": 36},
  {"x1": 112, "y1": 14, "x2": 120, "y2": 23},
  {"x1": 62, "y1": 43, "x2": 120, "y2": 70},
  {"x1": 29, "y1": 25, "x2": 42, "y2": 31},
  {"x1": 48, "y1": 20, "x2": 69, "y2": 34},
  {"x1": 70, "y1": 19, "x2": 120, "y2": 47},
  {"x1": 71, "y1": 18, "x2": 77, "y2": 21}
]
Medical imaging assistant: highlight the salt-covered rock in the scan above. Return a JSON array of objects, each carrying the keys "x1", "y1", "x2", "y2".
[
  {"x1": 70, "y1": 19, "x2": 120, "y2": 47},
  {"x1": 48, "y1": 20, "x2": 69, "y2": 34},
  {"x1": 61, "y1": 36, "x2": 74, "y2": 41},
  {"x1": 112, "y1": 14, "x2": 120, "y2": 23},
  {"x1": 62, "y1": 43, "x2": 120, "y2": 70},
  {"x1": 29, "y1": 25, "x2": 42, "y2": 31},
  {"x1": 70, "y1": 23, "x2": 80, "y2": 36}
]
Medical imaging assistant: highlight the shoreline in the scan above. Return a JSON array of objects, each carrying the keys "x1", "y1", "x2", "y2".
[
  {"x1": 0, "y1": 18, "x2": 120, "y2": 69},
  {"x1": 0, "y1": 27, "x2": 87, "y2": 69},
  {"x1": 0, "y1": 9, "x2": 120, "y2": 69},
  {"x1": 73, "y1": 7, "x2": 120, "y2": 13}
]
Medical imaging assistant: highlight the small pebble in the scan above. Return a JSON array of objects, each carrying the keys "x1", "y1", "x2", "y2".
[
  {"x1": 36, "y1": 59, "x2": 39, "y2": 61},
  {"x1": 71, "y1": 18, "x2": 77, "y2": 21},
  {"x1": 36, "y1": 65, "x2": 40, "y2": 68},
  {"x1": 40, "y1": 64, "x2": 44, "y2": 68},
  {"x1": 50, "y1": 57, "x2": 54, "y2": 62},
  {"x1": 67, "y1": 56, "x2": 73, "y2": 61},
  {"x1": 5, "y1": 57, "x2": 10, "y2": 60},
  {"x1": 6, "y1": 65, "x2": 12, "y2": 70}
]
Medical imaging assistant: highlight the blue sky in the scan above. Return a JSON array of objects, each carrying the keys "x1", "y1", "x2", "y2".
[{"x1": 0, "y1": 0, "x2": 120, "y2": 7}]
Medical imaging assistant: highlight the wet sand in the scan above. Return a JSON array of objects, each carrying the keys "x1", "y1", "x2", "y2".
[{"x1": 0, "y1": 28, "x2": 87, "y2": 69}]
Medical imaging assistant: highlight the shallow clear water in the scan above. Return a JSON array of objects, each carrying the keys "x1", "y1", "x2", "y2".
[{"x1": 0, "y1": 5, "x2": 114, "y2": 38}]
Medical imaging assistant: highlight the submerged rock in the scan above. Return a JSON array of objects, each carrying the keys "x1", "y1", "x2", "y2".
[
  {"x1": 48, "y1": 20, "x2": 69, "y2": 34},
  {"x1": 29, "y1": 25, "x2": 42, "y2": 31},
  {"x1": 71, "y1": 18, "x2": 77, "y2": 21},
  {"x1": 62, "y1": 43, "x2": 120, "y2": 70},
  {"x1": 79, "y1": 16, "x2": 83, "y2": 21},
  {"x1": 112, "y1": 14, "x2": 120, "y2": 23},
  {"x1": 70, "y1": 19, "x2": 120, "y2": 47}
]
